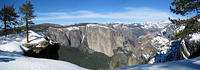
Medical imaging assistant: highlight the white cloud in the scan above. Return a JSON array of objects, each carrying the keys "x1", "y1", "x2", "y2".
[{"x1": 35, "y1": 7, "x2": 184, "y2": 22}]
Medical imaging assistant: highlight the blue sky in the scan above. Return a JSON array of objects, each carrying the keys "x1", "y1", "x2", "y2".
[{"x1": 1, "y1": 0, "x2": 186, "y2": 25}]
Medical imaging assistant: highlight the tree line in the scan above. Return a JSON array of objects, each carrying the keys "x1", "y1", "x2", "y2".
[{"x1": 0, "y1": 0, "x2": 35, "y2": 43}]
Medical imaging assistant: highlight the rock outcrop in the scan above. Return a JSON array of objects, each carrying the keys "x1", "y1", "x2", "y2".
[{"x1": 22, "y1": 31, "x2": 60, "y2": 60}]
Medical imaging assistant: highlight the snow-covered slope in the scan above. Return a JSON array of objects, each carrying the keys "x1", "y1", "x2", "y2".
[
  {"x1": 151, "y1": 36, "x2": 170, "y2": 54},
  {"x1": 0, "y1": 31, "x2": 88, "y2": 70},
  {"x1": 0, "y1": 30, "x2": 46, "y2": 53},
  {"x1": 116, "y1": 56, "x2": 200, "y2": 70},
  {"x1": 0, "y1": 51, "x2": 87, "y2": 70},
  {"x1": 0, "y1": 31, "x2": 27, "y2": 54}
]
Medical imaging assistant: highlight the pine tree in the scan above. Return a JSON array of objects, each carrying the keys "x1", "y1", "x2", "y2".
[
  {"x1": 20, "y1": 0, "x2": 35, "y2": 43},
  {"x1": 170, "y1": 0, "x2": 200, "y2": 16},
  {"x1": 0, "y1": 5, "x2": 19, "y2": 37}
]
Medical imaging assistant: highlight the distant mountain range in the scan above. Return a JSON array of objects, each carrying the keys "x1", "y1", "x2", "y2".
[{"x1": 27, "y1": 21, "x2": 175, "y2": 69}]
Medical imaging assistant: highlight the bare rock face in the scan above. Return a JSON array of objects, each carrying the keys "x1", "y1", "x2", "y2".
[
  {"x1": 68, "y1": 30, "x2": 82, "y2": 47},
  {"x1": 86, "y1": 25, "x2": 114, "y2": 56},
  {"x1": 47, "y1": 28, "x2": 70, "y2": 47},
  {"x1": 40, "y1": 22, "x2": 171, "y2": 58},
  {"x1": 44, "y1": 24, "x2": 133, "y2": 57}
]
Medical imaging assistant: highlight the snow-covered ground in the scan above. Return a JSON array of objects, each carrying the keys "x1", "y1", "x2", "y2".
[
  {"x1": 0, "y1": 31, "x2": 27, "y2": 54},
  {"x1": 0, "y1": 31, "x2": 88, "y2": 70},
  {"x1": 116, "y1": 56, "x2": 200, "y2": 70},
  {"x1": 0, "y1": 51, "x2": 87, "y2": 70},
  {"x1": 0, "y1": 30, "x2": 45, "y2": 53}
]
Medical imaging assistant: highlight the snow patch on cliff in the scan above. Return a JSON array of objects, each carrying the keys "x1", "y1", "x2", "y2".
[
  {"x1": 176, "y1": 25, "x2": 185, "y2": 33},
  {"x1": 66, "y1": 26, "x2": 80, "y2": 31},
  {"x1": 151, "y1": 36, "x2": 170, "y2": 54},
  {"x1": 87, "y1": 24, "x2": 116, "y2": 31},
  {"x1": 189, "y1": 32, "x2": 200, "y2": 42}
]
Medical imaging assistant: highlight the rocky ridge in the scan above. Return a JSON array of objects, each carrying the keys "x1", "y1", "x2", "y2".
[{"x1": 33, "y1": 22, "x2": 173, "y2": 69}]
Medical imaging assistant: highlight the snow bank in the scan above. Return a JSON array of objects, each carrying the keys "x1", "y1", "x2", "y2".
[
  {"x1": 189, "y1": 32, "x2": 200, "y2": 42},
  {"x1": 116, "y1": 56, "x2": 200, "y2": 70},
  {"x1": 0, "y1": 30, "x2": 46, "y2": 53},
  {"x1": 0, "y1": 51, "x2": 88, "y2": 70},
  {"x1": 0, "y1": 32, "x2": 26, "y2": 53},
  {"x1": 0, "y1": 41, "x2": 23, "y2": 53}
]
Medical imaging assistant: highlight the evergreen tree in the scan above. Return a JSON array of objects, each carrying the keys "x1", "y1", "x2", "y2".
[
  {"x1": 170, "y1": 0, "x2": 200, "y2": 16},
  {"x1": 20, "y1": 0, "x2": 35, "y2": 43},
  {"x1": 0, "y1": 5, "x2": 19, "y2": 37}
]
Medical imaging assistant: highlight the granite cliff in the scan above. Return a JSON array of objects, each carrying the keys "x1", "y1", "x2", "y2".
[{"x1": 31, "y1": 22, "x2": 171, "y2": 69}]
